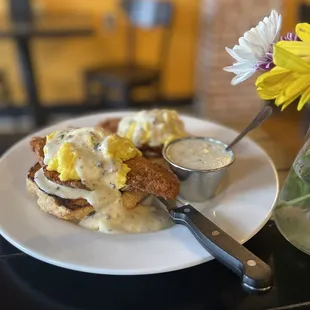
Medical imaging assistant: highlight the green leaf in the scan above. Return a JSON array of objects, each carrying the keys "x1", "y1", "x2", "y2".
[{"x1": 277, "y1": 161, "x2": 310, "y2": 209}]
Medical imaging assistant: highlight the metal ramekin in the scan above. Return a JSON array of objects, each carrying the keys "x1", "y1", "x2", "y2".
[{"x1": 163, "y1": 137, "x2": 235, "y2": 202}]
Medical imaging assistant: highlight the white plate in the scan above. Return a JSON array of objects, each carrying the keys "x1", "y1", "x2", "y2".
[{"x1": 0, "y1": 112, "x2": 278, "y2": 274}]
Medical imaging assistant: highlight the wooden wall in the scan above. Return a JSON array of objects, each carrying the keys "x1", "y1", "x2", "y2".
[
  {"x1": 0, "y1": 0, "x2": 199, "y2": 105},
  {"x1": 195, "y1": 0, "x2": 286, "y2": 120},
  {"x1": 0, "y1": 0, "x2": 304, "y2": 109},
  {"x1": 282, "y1": 0, "x2": 303, "y2": 33}
]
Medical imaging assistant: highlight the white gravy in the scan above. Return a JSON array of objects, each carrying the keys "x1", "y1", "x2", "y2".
[
  {"x1": 34, "y1": 168, "x2": 172, "y2": 234},
  {"x1": 166, "y1": 138, "x2": 233, "y2": 170}
]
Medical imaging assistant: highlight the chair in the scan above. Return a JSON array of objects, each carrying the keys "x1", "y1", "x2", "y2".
[
  {"x1": 9, "y1": 0, "x2": 33, "y2": 23},
  {"x1": 84, "y1": 0, "x2": 174, "y2": 108}
]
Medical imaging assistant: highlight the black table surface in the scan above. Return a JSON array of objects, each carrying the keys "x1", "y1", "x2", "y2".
[{"x1": 1, "y1": 134, "x2": 310, "y2": 310}]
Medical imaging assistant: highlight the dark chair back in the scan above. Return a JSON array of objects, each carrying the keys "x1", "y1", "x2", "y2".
[
  {"x1": 8, "y1": 0, "x2": 33, "y2": 23},
  {"x1": 120, "y1": 0, "x2": 174, "y2": 69},
  {"x1": 299, "y1": 3, "x2": 310, "y2": 22},
  {"x1": 122, "y1": 0, "x2": 173, "y2": 28}
]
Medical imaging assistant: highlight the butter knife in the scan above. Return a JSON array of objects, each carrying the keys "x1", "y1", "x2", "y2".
[{"x1": 157, "y1": 197, "x2": 272, "y2": 293}]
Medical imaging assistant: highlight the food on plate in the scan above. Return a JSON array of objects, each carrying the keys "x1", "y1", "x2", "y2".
[
  {"x1": 98, "y1": 118, "x2": 120, "y2": 134},
  {"x1": 98, "y1": 109, "x2": 188, "y2": 157},
  {"x1": 27, "y1": 127, "x2": 179, "y2": 233}
]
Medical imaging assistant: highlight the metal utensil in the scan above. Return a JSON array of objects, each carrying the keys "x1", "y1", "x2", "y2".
[
  {"x1": 163, "y1": 138, "x2": 234, "y2": 202},
  {"x1": 226, "y1": 105, "x2": 273, "y2": 150},
  {"x1": 157, "y1": 197, "x2": 273, "y2": 293}
]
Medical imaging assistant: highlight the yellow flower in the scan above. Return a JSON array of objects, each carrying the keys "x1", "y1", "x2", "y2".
[{"x1": 256, "y1": 23, "x2": 310, "y2": 111}]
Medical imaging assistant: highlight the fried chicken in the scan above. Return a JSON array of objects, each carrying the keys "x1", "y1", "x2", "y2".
[
  {"x1": 30, "y1": 136, "x2": 179, "y2": 200},
  {"x1": 28, "y1": 163, "x2": 92, "y2": 210},
  {"x1": 27, "y1": 162, "x2": 95, "y2": 221},
  {"x1": 97, "y1": 118, "x2": 120, "y2": 134},
  {"x1": 124, "y1": 156, "x2": 179, "y2": 200},
  {"x1": 30, "y1": 136, "x2": 45, "y2": 166},
  {"x1": 122, "y1": 191, "x2": 147, "y2": 210},
  {"x1": 43, "y1": 166, "x2": 89, "y2": 190},
  {"x1": 28, "y1": 162, "x2": 150, "y2": 217}
]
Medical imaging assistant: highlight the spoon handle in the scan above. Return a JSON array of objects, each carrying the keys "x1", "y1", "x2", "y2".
[{"x1": 226, "y1": 105, "x2": 273, "y2": 150}]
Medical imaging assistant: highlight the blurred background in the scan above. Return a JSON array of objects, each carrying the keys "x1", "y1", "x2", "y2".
[{"x1": 0, "y1": 0, "x2": 307, "y2": 156}]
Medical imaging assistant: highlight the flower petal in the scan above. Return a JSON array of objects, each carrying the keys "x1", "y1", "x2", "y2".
[
  {"x1": 275, "y1": 94, "x2": 285, "y2": 106},
  {"x1": 234, "y1": 45, "x2": 257, "y2": 62},
  {"x1": 280, "y1": 93, "x2": 300, "y2": 111},
  {"x1": 274, "y1": 76, "x2": 307, "y2": 108},
  {"x1": 296, "y1": 23, "x2": 310, "y2": 43},
  {"x1": 223, "y1": 62, "x2": 255, "y2": 74},
  {"x1": 255, "y1": 66, "x2": 291, "y2": 87},
  {"x1": 257, "y1": 87, "x2": 277, "y2": 100},
  {"x1": 246, "y1": 26, "x2": 267, "y2": 53},
  {"x1": 302, "y1": 56, "x2": 310, "y2": 63},
  {"x1": 231, "y1": 70, "x2": 255, "y2": 85},
  {"x1": 225, "y1": 47, "x2": 244, "y2": 62},
  {"x1": 279, "y1": 75, "x2": 310, "y2": 103},
  {"x1": 273, "y1": 11, "x2": 282, "y2": 42},
  {"x1": 256, "y1": 67, "x2": 299, "y2": 101},
  {"x1": 298, "y1": 86, "x2": 310, "y2": 110},
  {"x1": 257, "y1": 77, "x2": 292, "y2": 97},
  {"x1": 273, "y1": 41, "x2": 310, "y2": 58},
  {"x1": 224, "y1": 10, "x2": 282, "y2": 83},
  {"x1": 273, "y1": 42, "x2": 310, "y2": 73}
]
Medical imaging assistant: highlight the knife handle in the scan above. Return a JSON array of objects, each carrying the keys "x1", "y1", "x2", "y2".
[{"x1": 171, "y1": 205, "x2": 272, "y2": 292}]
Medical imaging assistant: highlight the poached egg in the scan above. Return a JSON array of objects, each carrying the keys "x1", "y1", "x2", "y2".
[
  {"x1": 117, "y1": 109, "x2": 187, "y2": 148},
  {"x1": 43, "y1": 127, "x2": 140, "y2": 189}
]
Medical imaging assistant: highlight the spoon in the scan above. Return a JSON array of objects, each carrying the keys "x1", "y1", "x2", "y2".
[{"x1": 226, "y1": 105, "x2": 273, "y2": 150}]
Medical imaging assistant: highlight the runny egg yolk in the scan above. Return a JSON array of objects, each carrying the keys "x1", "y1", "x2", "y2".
[
  {"x1": 105, "y1": 134, "x2": 142, "y2": 161},
  {"x1": 104, "y1": 134, "x2": 141, "y2": 188},
  {"x1": 105, "y1": 134, "x2": 142, "y2": 188},
  {"x1": 43, "y1": 128, "x2": 141, "y2": 189},
  {"x1": 47, "y1": 142, "x2": 79, "y2": 181}
]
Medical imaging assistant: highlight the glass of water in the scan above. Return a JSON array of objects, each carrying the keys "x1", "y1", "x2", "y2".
[{"x1": 274, "y1": 134, "x2": 310, "y2": 254}]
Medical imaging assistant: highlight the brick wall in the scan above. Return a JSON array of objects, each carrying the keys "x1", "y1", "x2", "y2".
[{"x1": 195, "y1": 0, "x2": 283, "y2": 120}]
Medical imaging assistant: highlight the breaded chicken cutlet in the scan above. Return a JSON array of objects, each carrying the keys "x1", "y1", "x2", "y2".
[
  {"x1": 28, "y1": 136, "x2": 179, "y2": 221},
  {"x1": 98, "y1": 118, "x2": 120, "y2": 135},
  {"x1": 27, "y1": 163, "x2": 95, "y2": 221}
]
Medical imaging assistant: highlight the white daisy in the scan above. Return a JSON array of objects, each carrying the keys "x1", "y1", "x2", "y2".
[{"x1": 224, "y1": 10, "x2": 282, "y2": 85}]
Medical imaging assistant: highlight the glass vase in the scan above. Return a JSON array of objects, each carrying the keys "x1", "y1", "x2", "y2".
[{"x1": 274, "y1": 131, "x2": 310, "y2": 254}]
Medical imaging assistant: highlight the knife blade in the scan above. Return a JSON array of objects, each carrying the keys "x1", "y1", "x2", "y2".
[{"x1": 157, "y1": 197, "x2": 272, "y2": 293}]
